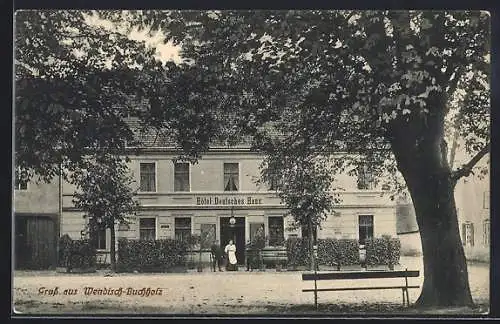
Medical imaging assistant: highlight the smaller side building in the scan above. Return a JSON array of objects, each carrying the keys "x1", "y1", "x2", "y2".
[
  {"x1": 396, "y1": 194, "x2": 422, "y2": 256},
  {"x1": 455, "y1": 169, "x2": 490, "y2": 262},
  {"x1": 13, "y1": 171, "x2": 61, "y2": 270},
  {"x1": 396, "y1": 160, "x2": 490, "y2": 263}
]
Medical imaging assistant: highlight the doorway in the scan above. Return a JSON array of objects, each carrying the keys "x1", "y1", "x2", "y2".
[
  {"x1": 220, "y1": 216, "x2": 245, "y2": 265},
  {"x1": 15, "y1": 215, "x2": 56, "y2": 269}
]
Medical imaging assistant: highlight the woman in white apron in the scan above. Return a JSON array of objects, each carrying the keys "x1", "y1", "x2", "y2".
[{"x1": 224, "y1": 240, "x2": 238, "y2": 271}]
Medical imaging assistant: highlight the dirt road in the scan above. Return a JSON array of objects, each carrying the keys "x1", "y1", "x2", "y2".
[{"x1": 12, "y1": 257, "x2": 489, "y2": 315}]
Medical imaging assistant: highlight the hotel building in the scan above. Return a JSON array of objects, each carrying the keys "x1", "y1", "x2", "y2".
[{"x1": 14, "y1": 120, "x2": 399, "y2": 268}]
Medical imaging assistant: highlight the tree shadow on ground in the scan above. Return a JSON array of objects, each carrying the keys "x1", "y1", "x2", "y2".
[
  {"x1": 13, "y1": 299, "x2": 489, "y2": 316},
  {"x1": 263, "y1": 302, "x2": 489, "y2": 316}
]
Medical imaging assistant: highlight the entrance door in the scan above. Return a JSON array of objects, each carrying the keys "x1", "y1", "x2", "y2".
[
  {"x1": 15, "y1": 215, "x2": 56, "y2": 269},
  {"x1": 15, "y1": 216, "x2": 29, "y2": 269},
  {"x1": 220, "y1": 217, "x2": 245, "y2": 265}
]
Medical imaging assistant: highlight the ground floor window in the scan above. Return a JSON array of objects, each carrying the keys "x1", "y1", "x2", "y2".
[
  {"x1": 200, "y1": 223, "x2": 216, "y2": 248},
  {"x1": 358, "y1": 215, "x2": 374, "y2": 245},
  {"x1": 301, "y1": 223, "x2": 317, "y2": 245},
  {"x1": 483, "y1": 219, "x2": 490, "y2": 246},
  {"x1": 249, "y1": 223, "x2": 265, "y2": 243},
  {"x1": 92, "y1": 228, "x2": 107, "y2": 250},
  {"x1": 462, "y1": 222, "x2": 475, "y2": 247},
  {"x1": 139, "y1": 218, "x2": 156, "y2": 241},
  {"x1": 175, "y1": 217, "x2": 192, "y2": 242},
  {"x1": 268, "y1": 216, "x2": 284, "y2": 246}
]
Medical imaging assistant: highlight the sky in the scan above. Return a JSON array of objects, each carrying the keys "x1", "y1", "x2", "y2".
[{"x1": 84, "y1": 12, "x2": 182, "y2": 64}]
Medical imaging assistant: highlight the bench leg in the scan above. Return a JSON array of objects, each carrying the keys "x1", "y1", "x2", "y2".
[
  {"x1": 313, "y1": 278, "x2": 318, "y2": 310},
  {"x1": 405, "y1": 287, "x2": 410, "y2": 307},
  {"x1": 402, "y1": 288, "x2": 406, "y2": 307}
]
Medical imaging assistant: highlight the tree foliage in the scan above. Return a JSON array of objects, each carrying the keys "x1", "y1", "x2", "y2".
[
  {"x1": 108, "y1": 10, "x2": 489, "y2": 169},
  {"x1": 71, "y1": 154, "x2": 139, "y2": 230},
  {"x1": 100, "y1": 10, "x2": 490, "y2": 307},
  {"x1": 14, "y1": 10, "x2": 227, "y2": 183},
  {"x1": 14, "y1": 9, "x2": 490, "y2": 307},
  {"x1": 71, "y1": 153, "x2": 140, "y2": 270}
]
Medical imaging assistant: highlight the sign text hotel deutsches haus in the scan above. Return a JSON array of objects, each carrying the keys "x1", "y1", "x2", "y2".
[{"x1": 196, "y1": 196, "x2": 263, "y2": 206}]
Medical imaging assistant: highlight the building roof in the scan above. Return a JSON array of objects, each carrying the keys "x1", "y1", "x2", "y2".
[{"x1": 124, "y1": 117, "x2": 255, "y2": 150}]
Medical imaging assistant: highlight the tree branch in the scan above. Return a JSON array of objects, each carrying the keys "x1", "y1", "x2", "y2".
[
  {"x1": 445, "y1": 65, "x2": 465, "y2": 101},
  {"x1": 451, "y1": 142, "x2": 490, "y2": 181},
  {"x1": 388, "y1": 12, "x2": 410, "y2": 70}
]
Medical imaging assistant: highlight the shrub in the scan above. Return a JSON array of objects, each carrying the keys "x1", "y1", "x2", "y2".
[
  {"x1": 246, "y1": 231, "x2": 267, "y2": 269},
  {"x1": 286, "y1": 237, "x2": 310, "y2": 267},
  {"x1": 58, "y1": 235, "x2": 96, "y2": 270},
  {"x1": 287, "y1": 236, "x2": 401, "y2": 268},
  {"x1": 401, "y1": 248, "x2": 422, "y2": 257},
  {"x1": 117, "y1": 238, "x2": 189, "y2": 272},
  {"x1": 58, "y1": 234, "x2": 73, "y2": 267},
  {"x1": 464, "y1": 247, "x2": 490, "y2": 263},
  {"x1": 287, "y1": 237, "x2": 360, "y2": 267},
  {"x1": 365, "y1": 236, "x2": 401, "y2": 266},
  {"x1": 317, "y1": 239, "x2": 359, "y2": 266},
  {"x1": 70, "y1": 239, "x2": 97, "y2": 269}
]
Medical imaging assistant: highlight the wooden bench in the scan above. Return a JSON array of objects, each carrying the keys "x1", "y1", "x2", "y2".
[
  {"x1": 302, "y1": 268, "x2": 420, "y2": 308},
  {"x1": 260, "y1": 248, "x2": 288, "y2": 267}
]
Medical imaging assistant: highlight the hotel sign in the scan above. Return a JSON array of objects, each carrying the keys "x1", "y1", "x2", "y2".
[{"x1": 196, "y1": 196, "x2": 263, "y2": 206}]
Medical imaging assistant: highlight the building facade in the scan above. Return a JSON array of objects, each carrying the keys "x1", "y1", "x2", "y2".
[
  {"x1": 396, "y1": 153, "x2": 490, "y2": 262},
  {"x1": 455, "y1": 165, "x2": 490, "y2": 262},
  {"x1": 60, "y1": 140, "x2": 398, "y2": 265},
  {"x1": 13, "y1": 170, "x2": 61, "y2": 269}
]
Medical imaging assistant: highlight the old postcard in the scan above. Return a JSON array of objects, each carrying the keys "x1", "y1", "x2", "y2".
[{"x1": 12, "y1": 9, "x2": 491, "y2": 317}]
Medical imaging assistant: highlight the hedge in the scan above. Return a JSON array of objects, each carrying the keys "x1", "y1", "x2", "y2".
[
  {"x1": 117, "y1": 238, "x2": 189, "y2": 272},
  {"x1": 318, "y1": 239, "x2": 359, "y2": 266},
  {"x1": 58, "y1": 234, "x2": 96, "y2": 270},
  {"x1": 286, "y1": 237, "x2": 401, "y2": 267},
  {"x1": 365, "y1": 236, "x2": 401, "y2": 266}
]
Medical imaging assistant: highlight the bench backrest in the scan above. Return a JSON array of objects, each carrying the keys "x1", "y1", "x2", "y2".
[{"x1": 302, "y1": 270, "x2": 420, "y2": 281}]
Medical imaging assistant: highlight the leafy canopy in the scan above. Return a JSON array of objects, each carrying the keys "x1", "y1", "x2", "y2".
[
  {"x1": 101, "y1": 10, "x2": 489, "y2": 181},
  {"x1": 71, "y1": 153, "x2": 140, "y2": 232}
]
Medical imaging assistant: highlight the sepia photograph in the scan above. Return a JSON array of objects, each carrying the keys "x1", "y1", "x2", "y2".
[{"x1": 12, "y1": 9, "x2": 491, "y2": 317}]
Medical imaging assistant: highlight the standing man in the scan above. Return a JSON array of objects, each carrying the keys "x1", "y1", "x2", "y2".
[
  {"x1": 246, "y1": 239, "x2": 253, "y2": 271},
  {"x1": 210, "y1": 240, "x2": 223, "y2": 272}
]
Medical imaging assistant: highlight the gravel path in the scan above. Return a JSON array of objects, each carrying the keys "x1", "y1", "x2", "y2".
[{"x1": 12, "y1": 257, "x2": 489, "y2": 315}]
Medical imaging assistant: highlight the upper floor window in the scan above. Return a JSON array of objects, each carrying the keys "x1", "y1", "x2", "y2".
[
  {"x1": 140, "y1": 162, "x2": 156, "y2": 192},
  {"x1": 139, "y1": 218, "x2": 156, "y2": 241},
  {"x1": 15, "y1": 168, "x2": 28, "y2": 191},
  {"x1": 224, "y1": 163, "x2": 239, "y2": 191},
  {"x1": 357, "y1": 163, "x2": 374, "y2": 190},
  {"x1": 174, "y1": 162, "x2": 190, "y2": 192},
  {"x1": 268, "y1": 172, "x2": 279, "y2": 191}
]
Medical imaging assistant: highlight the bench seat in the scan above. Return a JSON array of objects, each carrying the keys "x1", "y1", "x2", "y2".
[{"x1": 302, "y1": 268, "x2": 420, "y2": 309}]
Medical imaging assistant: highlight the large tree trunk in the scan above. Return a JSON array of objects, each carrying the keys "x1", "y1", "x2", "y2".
[{"x1": 392, "y1": 132, "x2": 474, "y2": 307}]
